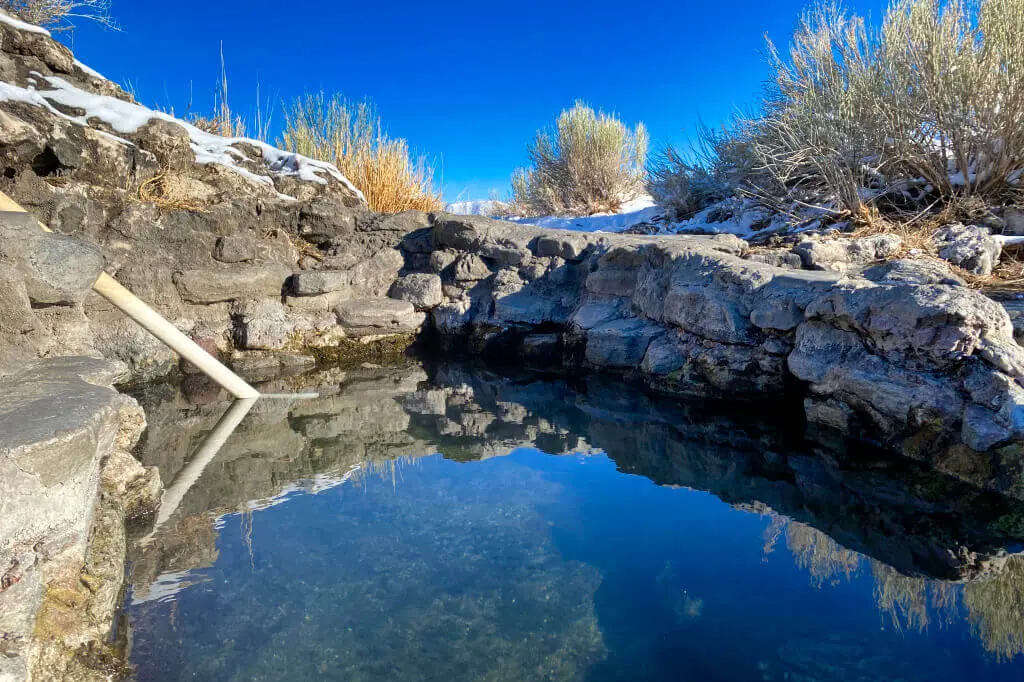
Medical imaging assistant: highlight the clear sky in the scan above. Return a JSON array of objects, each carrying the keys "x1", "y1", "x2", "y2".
[{"x1": 60, "y1": 0, "x2": 891, "y2": 201}]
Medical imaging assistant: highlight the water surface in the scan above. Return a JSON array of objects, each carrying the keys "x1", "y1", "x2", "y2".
[{"x1": 123, "y1": 363, "x2": 1024, "y2": 681}]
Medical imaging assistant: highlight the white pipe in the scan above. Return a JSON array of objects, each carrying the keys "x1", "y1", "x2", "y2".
[
  {"x1": 0, "y1": 191, "x2": 260, "y2": 399},
  {"x1": 92, "y1": 273, "x2": 260, "y2": 399},
  {"x1": 139, "y1": 397, "x2": 258, "y2": 545}
]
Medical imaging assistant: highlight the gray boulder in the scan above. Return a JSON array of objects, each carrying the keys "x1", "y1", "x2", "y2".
[
  {"x1": 0, "y1": 211, "x2": 104, "y2": 305},
  {"x1": 335, "y1": 298, "x2": 425, "y2": 337},
  {"x1": 389, "y1": 273, "x2": 443, "y2": 310},
  {"x1": 933, "y1": 223, "x2": 1001, "y2": 276},
  {"x1": 290, "y1": 270, "x2": 351, "y2": 296},
  {"x1": 861, "y1": 258, "x2": 965, "y2": 286},
  {"x1": 585, "y1": 318, "x2": 665, "y2": 369},
  {"x1": 793, "y1": 234, "x2": 902, "y2": 272},
  {"x1": 745, "y1": 248, "x2": 803, "y2": 269},
  {"x1": 173, "y1": 265, "x2": 289, "y2": 304}
]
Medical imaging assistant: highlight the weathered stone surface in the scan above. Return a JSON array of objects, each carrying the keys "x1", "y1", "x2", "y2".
[
  {"x1": 335, "y1": 298, "x2": 425, "y2": 337},
  {"x1": 641, "y1": 330, "x2": 787, "y2": 395},
  {"x1": 745, "y1": 248, "x2": 802, "y2": 269},
  {"x1": 789, "y1": 322, "x2": 965, "y2": 434},
  {"x1": 0, "y1": 369, "x2": 118, "y2": 582},
  {"x1": 234, "y1": 299, "x2": 292, "y2": 351},
  {"x1": 284, "y1": 289, "x2": 350, "y2": 312},
  {"x1": 0, "y1": 570, "x2": 41, "y2": 682},
  {"x1": 453, "y1": 253, "x2": 492, "y2": 282},
  {"x1": 212, "y1": 234, "x2": 257, "y2": 263},
  {"x1": 433, "y1": 214, "x2": 534, "y2": 266},
  {"x1": 862, "y1": 258, "x2": 966, "y2": 286},
  {"x1": 793, "y1": 234, "x2": 902, "y2": 272},
  {"x1": 348, "y1": 247, "x2": 404, "y2": 298},
  {"x1": 0, "y1": 211, "x2": 104, "y2": 306},
  {"x1": 100, "y1": 450, "x2": 162, "y2": 519},
  {"x1": 934, "y1": 223, "x2": 1002, "y2": 276},
  {"x1": 585, "y1": 318, "x2": 665, "y2": 369},
  {"x1": 289, "y1": 270, "x2": 351, "y2": 297},
  {"x1": 389, "y1": 273, "x2": 443, "y2": 309},
  {"x1": 534, "y1": 232, "x2": 593, "y2": 261},
  {"x1": 804, "y1": 281, "x2": 1013, "y2": 369},
  {"x1": 173, "y1": 266, "x2": 289, "y2": 304}
]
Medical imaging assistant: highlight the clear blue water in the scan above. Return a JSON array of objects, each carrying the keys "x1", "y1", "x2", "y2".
[{"x1": 123, "y1": 364, "x2": 1024, "y2": 681}]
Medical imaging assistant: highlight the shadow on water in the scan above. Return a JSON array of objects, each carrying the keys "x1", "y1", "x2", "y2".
[{"x1": 120, "y1": 360, "x2": 1024, "y2": 681}]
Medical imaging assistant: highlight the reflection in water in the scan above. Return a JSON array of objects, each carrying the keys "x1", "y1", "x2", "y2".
[
  {"x1": 121, "y1": 362, "x2": 1024, "y2": 681},
  {"x1": 772, "y1": 518, "x2": 1024, "y2": 662}
]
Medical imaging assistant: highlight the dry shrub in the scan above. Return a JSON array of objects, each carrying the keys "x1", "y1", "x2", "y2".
[
  {"x1": 750, "y1": 0, "x2": 1024, "y2": 217},
  {"x1": 0, "y1": 0, "x2": 115, "y2": 30},
  {"x1": 279, "y1": 92, "x2": 443, "y2": 213},
  {"x1": 136, "y1": 174, "x2": 207, "y2": 213},
  {"x1": 511, "y1": 101, "x2": 648, "y2": 217},
  {"x1": 189, "y1": 113, "x2": 246, "y2": 138}
]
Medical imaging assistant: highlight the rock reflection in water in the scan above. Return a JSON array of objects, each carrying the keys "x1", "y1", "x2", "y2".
[{"x1": 122, "y1": 361, "x2": 1024, "y2": 681}]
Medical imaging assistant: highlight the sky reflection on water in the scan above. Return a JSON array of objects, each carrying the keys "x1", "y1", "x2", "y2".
[{"x1": 122, "y1": 364, "x2": 1024, "y2": 681}]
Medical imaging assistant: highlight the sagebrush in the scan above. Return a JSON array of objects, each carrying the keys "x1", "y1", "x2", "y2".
[
  {"x1": 511, "y1": 101, "x2": 648, "y2": 217},
  {"x1": 755, "y1": 0, "x2": 1024, "y2": 216},
  {"x1": 653, "y1": 0, "x2": 1024, "y2": 223},
  {"x1": 646, "y1": 121, "x2": 751, "y2": 220},
  {"x1": 280, "y1": 93, "x2": 443, "y2": 213}
]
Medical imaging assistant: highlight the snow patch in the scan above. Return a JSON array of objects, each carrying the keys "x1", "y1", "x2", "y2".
[
  {"x1": 0, "y1": 68, "x2": 364, "y2": 201},
  {"x1": 447, "y1": 199, "x2": 502, "y2": 216},
  {"x1": 73, "y1": 58, "x2": 107, "y2": 81},
  {"x1": 0, "y1": 11, "x2": 50, "y2": 36}
]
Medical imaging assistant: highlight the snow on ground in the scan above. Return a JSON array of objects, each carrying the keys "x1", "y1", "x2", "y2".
[
  {"x1": 446, "y1": 199, "x2": 502, "y2": 216},
  {"x1": 447, "y1": 195, "x2": 664, "y2": 233},
  {"x1": 510, "y1": 195, "x2": 661, "y2": 233},
  {"x1": 445, "y1": 193, "x2": 807, "y2": 240}
]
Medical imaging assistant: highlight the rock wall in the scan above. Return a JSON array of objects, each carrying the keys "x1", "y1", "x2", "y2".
[
  {"x1": 0, "y1": 11, "x2": 424, "y2": 380},
  {"x1": 397, "y1": 214, "x2": 1024, "y2": 459},
  {"x1": 0, "y1": 357, "x2": 160, "y2": 681}
]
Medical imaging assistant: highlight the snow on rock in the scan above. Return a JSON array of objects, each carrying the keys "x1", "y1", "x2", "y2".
[
  {"x1": 0, "y1": 10, "x2": 51, "y2": 35},
  {"x1": 663, "y1": 198, "x2": 795, "y2": 238},
  {"x1": 0, "y1": 65, "x2": 364, "y2": 201}
]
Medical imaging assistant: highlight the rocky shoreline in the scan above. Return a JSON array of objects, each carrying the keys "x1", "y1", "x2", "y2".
[{"x1": 4, "y1": 9, "x2": 1024, "y2": 680}]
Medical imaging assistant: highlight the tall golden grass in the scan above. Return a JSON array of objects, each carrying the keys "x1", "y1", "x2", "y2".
[{"x1": 279, "y1": 93, "x2": 443, "y2": 213}]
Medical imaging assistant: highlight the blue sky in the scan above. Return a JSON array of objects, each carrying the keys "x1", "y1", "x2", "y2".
[{"x1": 61, "y1": 0, "x2": 890, "y2": 201}]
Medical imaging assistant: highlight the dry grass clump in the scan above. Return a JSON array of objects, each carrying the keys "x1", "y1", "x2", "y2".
[
  {"x1": 0, "y1": 0, "x2": 115, "y2": 30},
  {"x1": 751, "y1": 0, "x2": 1024, "y2": 218},
  {"x1": 135, "y1": 173, "x2": 207, "y2": 213},
  {"x1": 188, "y1": 113, "x2": 246, "y2": 138},
  {"x1": 279, "y1": 92, "x2": 443, "y2": 214},
  {"x1": 511, "y1": 101, "x2": 648, "y2": 217}
]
